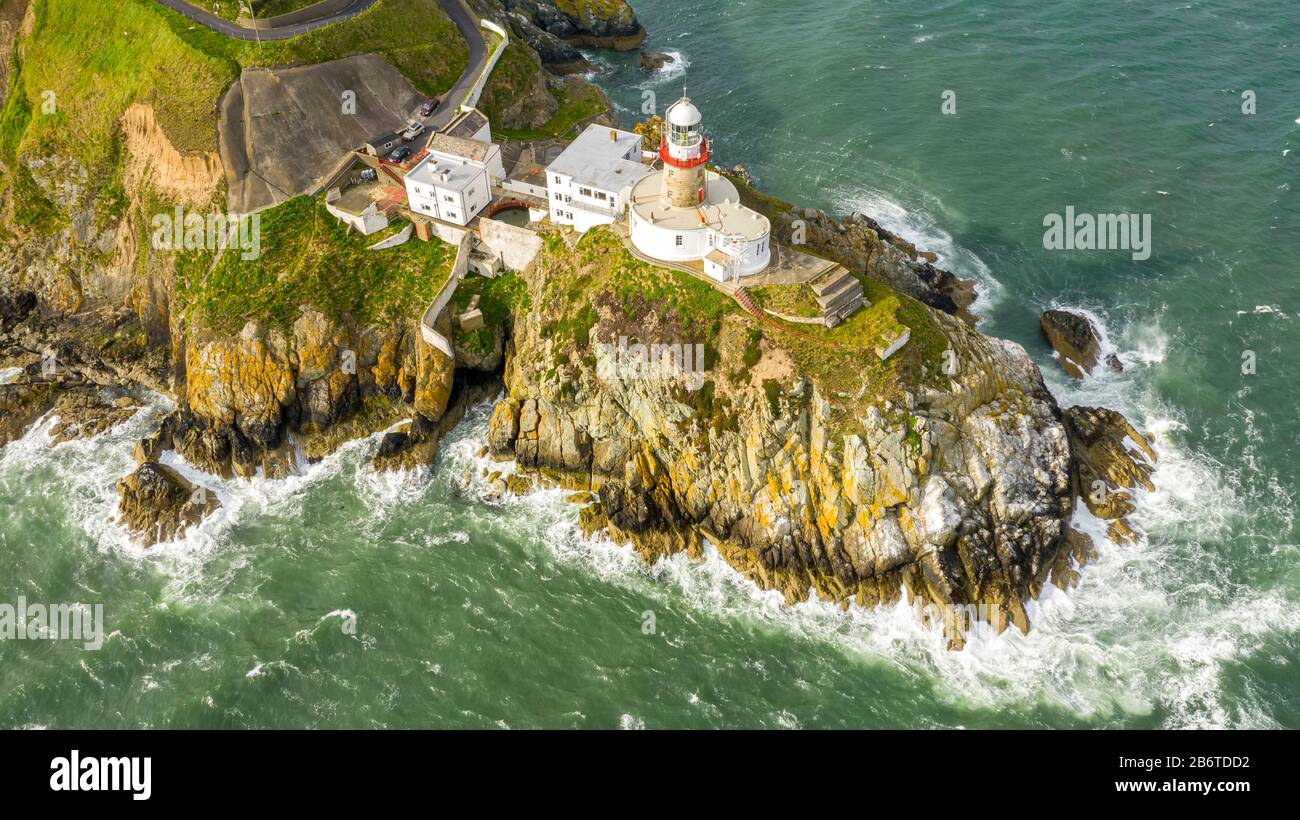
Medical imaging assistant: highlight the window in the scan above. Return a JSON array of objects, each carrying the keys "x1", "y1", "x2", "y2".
[
  {"x1": 554, "y1": 176, "x2": 562, "y2": 184},
  {"x1": 708, "y1": 233, "x2": 715, "y2": 247},
  {"x1": 579, "y1": 187, "x2": 592, "y2": 197},
  {"x1": 413, "y1": 185, "x2": 422, "y2": 195},
  {"x1": 595, "y1": 191, "x2": 608, "y2": 201},
  {"x1": 444, "y1": 195, "x2": 455, "y2": 203},
  {"x1": 554, "y1": 193, "x2": 562, "y2": 201},
  {"x1": 675, "y1": 235, "x2": 684, "y2": 247},
  {"x1": 446, "y1": 210, "x2": 458, "y2": 221}
]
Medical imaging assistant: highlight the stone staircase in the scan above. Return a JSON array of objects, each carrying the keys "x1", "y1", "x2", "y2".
[
  {"x1": 734, "y1": 288, "x2": 846, "y2": 348},
  {"x1": 810, "y1": 266, "x2": 865, "y2": 327}
]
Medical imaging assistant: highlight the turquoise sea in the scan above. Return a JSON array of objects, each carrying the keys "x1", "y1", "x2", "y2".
[{"x1": 1, "y1": 0, "x2": 1297, "y2": 728}]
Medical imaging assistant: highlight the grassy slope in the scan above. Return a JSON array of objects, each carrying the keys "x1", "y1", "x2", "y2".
[
  {"x1": 450, "y1": 269, "x2": 530, "y2": 356},
  {"x1": 174, "y1": 195, "x2": 455, "y2": 333},
  {"x1": 526, "y1": 227, "x2": 948, "y2": 414},
  {"x1": 479, "y1": 40, "x2": 610, "y2": 141},
  {"x1": 494, "y1": 80, "x2": 607, "y2": 141}
]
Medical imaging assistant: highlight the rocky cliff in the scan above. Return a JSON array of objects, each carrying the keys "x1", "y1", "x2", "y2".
[
  {"x1": 480, "y1": 229, "x2": 1153, "y2": 647},
  {"x1": 494, "y1": 0, "x2": 644, "y2": 67}
]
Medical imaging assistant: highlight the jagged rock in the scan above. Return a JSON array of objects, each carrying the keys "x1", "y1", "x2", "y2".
[
  {"x1": 1040, "y1": 309, "x2": 1104, "y2": 379},
  {"x1": 773, "y1": 207, "x2": 979, "y2": 324},
  {"x1": 639, "y1": 51, "x2": 674, "y2": 71},
  {"x1": 116, "y1": 461, "x2": 220, "y2": 546},
  {"x1": 729, "y1": 164, "x2": 755, "y2": 187},
  {"x1": 0, "y1": 291, "x2": 37, "y2": 331},
  {"x1": 46, "y1": 389, "x2": 141, "y2": 445},
  {"x1": 498, "y1": 0, "x2": 645, "y2": 50},
  {"x1": 0, "y1": 379, "x2": 59, "y2": 446},
  {"x1": 478, "y1": 230, "x2": 1151, "y2": 644},
  {"x1": 1064, "y1": 405, "x2": 1157, "y2": 543},
  {"x1": 502, "y1": 12, "x2": 589, "y2": 71},
  {"x1": 578, "y1": 502, "x2": 608, "y2": 537}
]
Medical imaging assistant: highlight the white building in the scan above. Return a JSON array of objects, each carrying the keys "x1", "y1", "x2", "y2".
[
  {"x1": 629, "y1": 96, "x2": 772, "y2": 280},
  {"x1": 404, "y1": 133, "x2": 505, "y2": 226},
  {"x1": 443, "y1": 108, "x2": 492, "y2": 143},
  {"x1": 325, "y1": 186, "x2": 390, "y2": 235},
  {"x1": 547, "y1": 124, "x2": 652, "y2": 233}
]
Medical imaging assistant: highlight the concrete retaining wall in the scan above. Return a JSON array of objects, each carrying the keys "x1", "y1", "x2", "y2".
[
  {"x1": 462, "y1": 20, "x2": 509, "y2": 111},
  {"x1": 420, "y1": 232, "x2": 472, "y2": 358},
  {"x1": 477, "y1": 218, "x2": 542, "y2": 272}
]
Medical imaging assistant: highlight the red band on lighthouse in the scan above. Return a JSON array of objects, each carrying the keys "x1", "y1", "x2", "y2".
[{"x1": 660, "y1": 137, "x2": 710, "y2": 169}]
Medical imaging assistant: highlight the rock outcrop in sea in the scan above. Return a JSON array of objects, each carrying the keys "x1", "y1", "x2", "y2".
[
  {"x1": 477, "y1": 230, "x2": 1155, "y2": 647},
  {"x1": 1040, "y1": 309, "x2": 1122, "y2": 378}
]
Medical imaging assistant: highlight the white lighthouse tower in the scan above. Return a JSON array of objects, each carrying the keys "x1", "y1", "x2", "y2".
[
  {"x1": 660, "y1": 96, "x2": 710, "y2": 207},
  {"x1": 629, "y1": 90, "x2": 772, "y2": 280}
]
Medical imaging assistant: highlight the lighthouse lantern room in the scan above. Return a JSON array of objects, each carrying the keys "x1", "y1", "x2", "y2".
[{"x1": 660, "y1": 97, "x2": 710, "y2": 208}]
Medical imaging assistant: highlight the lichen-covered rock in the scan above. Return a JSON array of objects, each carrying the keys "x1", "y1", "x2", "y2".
[
  {"x1": 413, "y1": 331, "x2": 455, "y2": 421},
  {"x1": 770, "y1": 206, "x2": 979, "y2": 324},
  {"x1": 1064, "y1": 405, "x2": 1157, "y2": 544},
  {"x1": 0, "y1": 379, "x2": 59, "y2": 446},
  {"x1": 116, "y1": 461, "x2": 220, "y2": 546},
  {"x1": 498, "y1": 0, "x2": 645, "y2": 50},
  {"x1": 46, "y1": 390, "x2": 141, "y2": 445},
  {"x1": 1040, "y1": 309, "x2": 1105, "y2": 379},
  {"x1": 483, "y1": 238, "x2": 1103, "y2": 646}
]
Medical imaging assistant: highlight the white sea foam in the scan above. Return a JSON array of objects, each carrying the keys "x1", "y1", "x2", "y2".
[
  {"x1": 832, "y1": 187, "x2": 1005, "y2": 315},
  {"x1": 427, "y1": 305, "x2": 1293, "y2": 727},
  {"x1": 642, "y1": 50, "x2": 690, "y2": 85}
]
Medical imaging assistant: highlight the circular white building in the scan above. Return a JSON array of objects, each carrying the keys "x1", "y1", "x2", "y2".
[{"x1": 629, "y1": 96, "x2": 772, "y2": 281}]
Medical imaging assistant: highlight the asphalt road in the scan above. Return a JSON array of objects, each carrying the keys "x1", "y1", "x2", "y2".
[
  {"x1": 427, "y1": 0, "x2": 487, "y2": 130},
  {"x1": 153, "y1": 0, "x2": 379, "y2": 40}
]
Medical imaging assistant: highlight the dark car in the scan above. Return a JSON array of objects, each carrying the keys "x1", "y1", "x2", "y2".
[
  {"x1": 387, "y1": 145, "x2": 412, "y2": 163},
  {"x1": 419, "y1": 98, "x2": 440, "y2": 118}
]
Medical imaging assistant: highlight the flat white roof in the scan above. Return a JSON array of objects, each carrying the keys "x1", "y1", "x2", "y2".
[
  {"x1": 630, "y1": 170, "x2": 771, "y2": 241},
  {"x1": 548, "y1": 124, "x2": 651, "y2": 193},
  {"x1": 407, "y1": 152, "x2": 483, "y2": 192}
]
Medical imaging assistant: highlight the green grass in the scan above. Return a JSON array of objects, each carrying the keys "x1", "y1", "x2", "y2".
[
  {"x1": 451, "y1": 271, "x2": 530, "y2": 355},
  {"x1": 252, "y1": 0, "x2": 324, "y2": 16},
  {"x1": 10, "y1": 162, "x2": 63, "y2": 232},
  {"x1": 750, "y1": 283, "x2": 821, "y2": 317},
  {"x1": 494, "y1": 81, "x2": 608, "y2": 141},
  {"x1": 478, "y1": 42, "x2": 541, "y2": 126},
  {"x1": 4, "y1": 0, "x2": 466, "y2": 176},
  {"x1": 533, "y1": 228, "x2": 734, "y2": 358},
  {"x1": 174, "y1": 196, "x2": 454, "y2": 333}
]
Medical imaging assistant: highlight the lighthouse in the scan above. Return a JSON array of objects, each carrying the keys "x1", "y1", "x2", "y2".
[
  {"x1": 660, "y1": 96, "x2": 710, "y2": 207},
  {"x1": 629, "y1": 90, "x2": 772, "y2": 279}
]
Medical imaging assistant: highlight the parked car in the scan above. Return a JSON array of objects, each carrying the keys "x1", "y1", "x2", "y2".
[
  {"x1": 401, "y1": 121, "x2": 425, "y2": 142},
  {"x1": 387, "y1": 145, "x2": 412, "y2": 163},
  {"x1": 419, "y1": 98, "x2": 440, "y2": 118}
]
